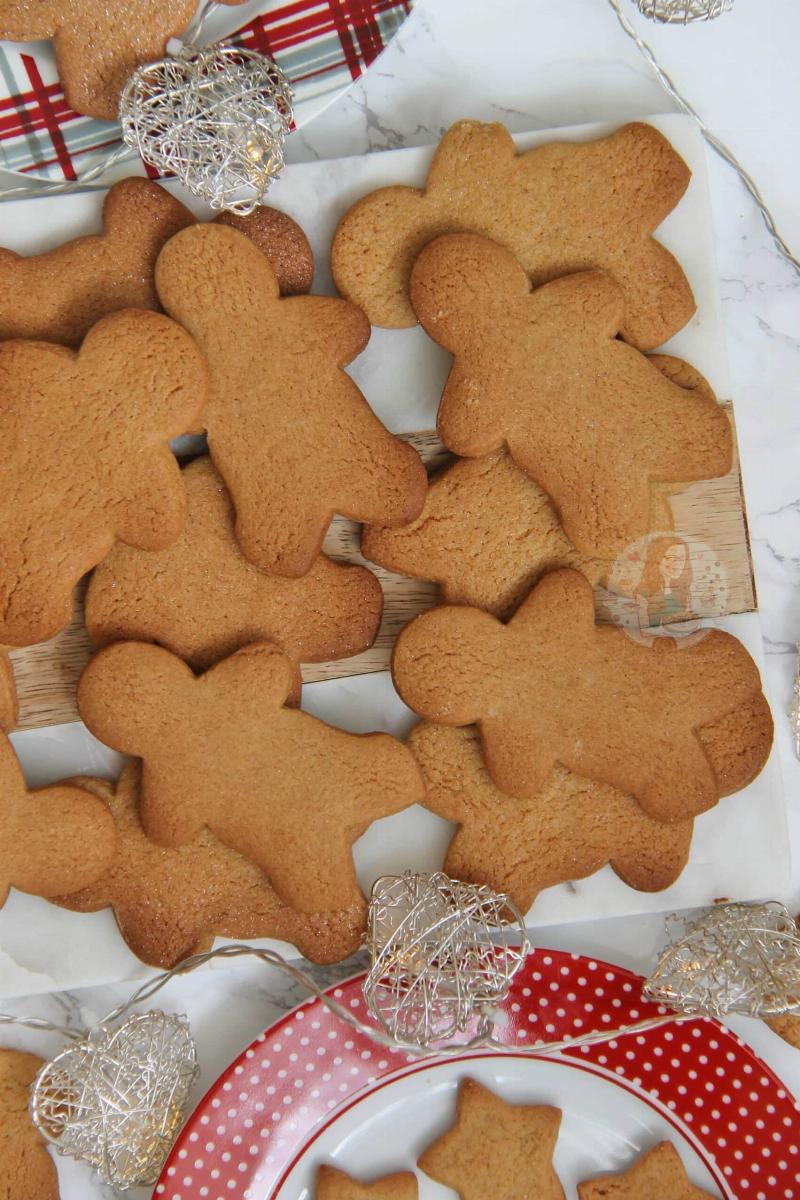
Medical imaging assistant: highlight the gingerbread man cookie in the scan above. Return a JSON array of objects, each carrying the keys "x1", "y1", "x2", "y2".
[
  {"x1": 418, "y1": 1079, "x2": 564, "y2": 1200},
  {"x1": 214, "y1": 208, "x2": 314, "y2": 296},
  {"x1": 315, "y1": 1166, "x2": 418, "y2": 1200},
  {"x1": 0, "y1": 0, "x2": 245, "y2": 120},
  {"x1": 409, "y1": 234, "x2": 730, "y2": 561},
  {"x1": 155, "y1": 223, "x2": 427, "y2": 577},
  {"x1": 393, "y1": 569, "x2": 771, "y2": 823},
  {"x1": 56, "y1": 762, "x2": 366, "y2": 967},
  {"x1": 0, "y1": 309, "x2": 207, "y2": 646},
  {"x1": 85, "y1": 457, "x2": 383, "y2": 672},
  {"x1": 362, "y1": 357, "x2": 717, "y2": 617},
  {"x1": 0, "y1": 732, "x2": 116, "y2": 907},
  {"x1": 0, "y1": 179, "x2": 193, "y2": 347},
  {"x1": 0, "y1": 1050, "x2": 58, "y2": 1200},
  {"x1": 0, "y1": 654, "x2": 17, "y2": 730},
  {"x1": 578, "y1": 1141, "x2": 715, "y2": 1198},
  {"x1": 409, "y1": 689, "x2": 773, "y2": 912},
  {"x1": 78, "y1": 640, "x2": 424, "y2": 914},
  {"x1": 332, "y1": 119, "x2": 694, "y2": 349}
]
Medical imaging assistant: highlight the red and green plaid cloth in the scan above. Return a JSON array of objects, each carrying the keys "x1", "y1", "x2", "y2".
[{"x1": 0, "y1": 0, "x2": 411, "y2": 181}]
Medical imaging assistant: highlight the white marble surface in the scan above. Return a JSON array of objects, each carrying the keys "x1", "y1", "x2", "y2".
[{"x1": 1, "y1": 1, "x2": 799, "y2": 1195}]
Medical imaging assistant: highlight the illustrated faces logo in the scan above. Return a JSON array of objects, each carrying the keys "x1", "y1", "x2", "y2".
[{"x1": 604, "y1": 531, "x2": 728, "y2": 648}]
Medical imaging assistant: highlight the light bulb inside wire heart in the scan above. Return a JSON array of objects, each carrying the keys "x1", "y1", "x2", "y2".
[
  {"x1": 30, "y1": 1011, "x2": 197, "y2": 1189},
  {"x1": 119, "y1": 42, "x2": 293, "y2": 214}
]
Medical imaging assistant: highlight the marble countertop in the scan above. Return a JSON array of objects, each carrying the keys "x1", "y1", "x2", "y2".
[{"x1": 2, "y1": 2, "x2": 799, "y2": 1196}]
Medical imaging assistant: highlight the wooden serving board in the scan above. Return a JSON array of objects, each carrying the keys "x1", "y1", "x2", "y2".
[{"x1": 6, "y1": 417, "x2": 754, "y2": 732}]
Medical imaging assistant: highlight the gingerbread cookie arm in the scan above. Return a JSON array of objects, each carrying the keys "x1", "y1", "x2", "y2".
[
  {"x1": 315, "y1": 1165, "x2": 419, "y2": 1200},
  {"x1": 0, "y1": 3, "x2": 56, "y2": 37},
  {"x1": 0, "y1": 735, "x2": 116, "y2": 906}
]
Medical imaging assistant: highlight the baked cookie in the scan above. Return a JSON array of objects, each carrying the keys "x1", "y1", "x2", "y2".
[
  {"x1": 0, "y1": 732, "x2": 116, "y2": 907},
  {"x1": 332, "y1": 119, "x2": 694, "y2": 349},
  {"x1": 578, "y1": 1141, "x2": 715, "y2": 1198},
  {"x1": 85, "y1": 457, "x2": 383, "y2": 672},
  {"x1": 0, "y1": 1050, "x2": 58, "y2": 1200},
  {"x1": 155, "y1": 223, "x2": 427, "y2": 577},
  {"x1": 0, "y1": 653, "x2": 17, "y2": 730},
  {"x1": 315, "y1": 1166, "x2": 418, "y2": 1199},
  {"x1": 0, "y1": 0, "x2": 245, "y2": 120},
  {"x1": 0, "y1": 179, "x2": 193, "y2": 347},
  {"x1": 77, "y1": 640, "x2": 424, "y2": 914},
  {"x1": 408, "y1": 691, "x2": 773, "y2": 912},
  {"x1": 0, "y1": 309, "x2": 207, "y2": 646},
  {"x1": 408, "y1": 234, "x2": 730, "y2": 561},
  {"x1": 765, "y1": 914, "x2": 800, "y2": 1050},
  {"x1": 214, "y1": 209, "x2": 314, "y2": 295},
  {"x1": 363, "y1": 449, "x2": 608, "y2": 618},
  {"x1": 418, "y1": 1078, "x2": 564, "y2": 1200},
  {"x1": 56, "y1": 762, "x2": 366, "y2": 967},
  {"x1": 392, "y1": 569, "x2": 771, "y2": 823},
  {"x1": 362, "y1": 357, "x2": 715, "y2": 617}
]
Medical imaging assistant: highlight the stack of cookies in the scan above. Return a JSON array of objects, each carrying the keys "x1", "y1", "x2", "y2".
[{"x1": 0, "y1": 118, "x2": 774, "y2": 976}]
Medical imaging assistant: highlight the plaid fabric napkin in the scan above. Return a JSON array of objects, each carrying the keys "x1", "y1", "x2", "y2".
[{"x1": 0, "y1": 0, "x2": 411, "y2": 180}]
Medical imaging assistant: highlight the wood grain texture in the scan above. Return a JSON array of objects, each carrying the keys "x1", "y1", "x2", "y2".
[{"x1": 7, "y1": 418, "x2": 753, "y2": 732}]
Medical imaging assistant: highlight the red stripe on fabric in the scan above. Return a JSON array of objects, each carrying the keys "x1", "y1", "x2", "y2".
[
  {"x1": 326, "y1": 0, "x2": 361, "y2": 79},
  {"x1": 19, "y1": 55, "x2": 75, "y2": 178},
  {"x1": 343, "y1": 0, "x2": 384, "y2": 66},
  {"x1": 19, "y1": 133, "x2": 119, "y2": 173}
]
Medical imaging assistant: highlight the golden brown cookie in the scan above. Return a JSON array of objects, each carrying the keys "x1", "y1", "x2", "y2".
[
  {"x1": 765, "y1": 914, "x2": 800, "y2": 1050},
  {"x1": 214, "y1": 209, "x2": 314, "y2": 296},
  {"x1": 77, "y1": 640, "x2": 424, "y2": 914},
  {"x1": 0, "y1": 0, "x2": 245, "y2": 120},
  {"x1": 85, "y1": 456, "x2": 383, "y2": 672},
  {"x1": 362, "y1": 356, "x2": 716, "y2": 618},
  {"x1": 0, "y1": 1050, "x2": 58, "y2": 1200},
  {"x1": 0, "y1": 732, "x2": 116, "y2": 907},
  {"x1": 418, "y1": 1078, "x2": 564, "y2": 1200},
  {"x1": 392, "y1": 569, "x2": 771, "y2": 824},
  {"x1": 578, "y1": 1141, "x2": 715, "y2": 1198},
  {"x1": 155, "y1": 223, "x2": 427, "y2": 577},
  {"x1": 0, "y1": 653, "x2": 17, "y2": 731},
  {"x1": 0, "y1": 309, "x2": 207, "y2": 646},
  {"x1": 408, "y1": 691, "x2": 773, "y2": 913},
  {"x1": 363, "y1": 449, "x2": 608, "y2": 619},
  {"x1": 315, "y1": 1166, "x2": 418, "y2": 1200},
  {"x1": 332, "y1": 119, "x2": 694, "y2": 349},
  {"x1": 56, "y1": 762, "x2": 366, "y2": 967},
  {"x1": 0, "y1": 179, "x2": 194, "y2": 347},
  {"x1": 408, "y1": 235, "x2": 730, "y2": 561}
]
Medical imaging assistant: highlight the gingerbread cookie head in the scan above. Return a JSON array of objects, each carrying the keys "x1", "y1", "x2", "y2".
[
  {"x1": 0, "y1": 1050, "x2": 58, "y2": 1200},
  {"x1": 85, "y1": 456, "x2": 383, "y2": 672},
  {"x1": 0, "y1": 308, "x2": 207, "y2": 645},
  {"x1": 409, "y1": 234, "x2": 730, "y2": 560},
  {"x1": 213, "y1": 208, "x2": 314, "y2": 296},
  {"x1": 393, "y1": 569, "x2": 770, "y2": 823},
  {"x1": 578, "y1": 1141, "x2": 715, "y2": 1198},
  {"x1": 78, "y1": 640, "x2": 424, "y2": 914},
  {"x1": 56, "y1": 762, "x2": 367, "y2": 968},
  {"x1": 0, "y1": 178, "x2": 194, "y2": 348},
  {"x1": 418, "y1": 1079, "x2": 564, "y2": 1200},
  {"x1": 0, "y1": 732, "x2": 116, "y2": 907},
  {"x1": 0, "y1": 0, "x2": 245, "y2": 120},
  {"x1": 155, "y1": 223, "x2": 427, "y2": 577},
  {"x1": 332, "y1": 119, "x2": 694, "y2": 349}
]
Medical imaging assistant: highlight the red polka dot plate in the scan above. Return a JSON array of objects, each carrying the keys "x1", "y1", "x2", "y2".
[{"x1": 157, "y1": 949, "x2": 800, "y2": 1199}]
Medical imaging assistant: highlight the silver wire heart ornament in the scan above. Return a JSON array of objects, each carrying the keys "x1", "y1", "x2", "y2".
[
  {"x1": 30, "y1": 1010, "x2": 197, "y2": 1189},
  {"x1": 119, "y1": 42, "x2": 293, "y2": 214}
]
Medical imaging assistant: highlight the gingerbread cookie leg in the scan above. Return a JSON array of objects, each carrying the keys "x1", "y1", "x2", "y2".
[{"x1": 0, "y1": 1050, "x2": 58, "y2": 1200}]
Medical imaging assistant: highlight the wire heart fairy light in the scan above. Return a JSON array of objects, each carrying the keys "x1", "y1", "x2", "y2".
[
  {"x1": 2, "y1": 881, "x2": 799, "y2": 1191},
  {"x1": 634, "y1": 0, "x2": 733, "y2": 21}
]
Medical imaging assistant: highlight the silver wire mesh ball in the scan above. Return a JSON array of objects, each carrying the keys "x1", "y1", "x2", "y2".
[
  {"x1": 30, "y1": 1011, "x2": 197, "y2": 1189},
  {"x1": 644, "y1": 902, "x2": 800, "y2": 1018},
  {"x1": 364, "y1": 872, "x2": 528, "y2": 1047},
  {"x1": 119, "y1": 42, "x2": 293, "y2": 215},
  {"x1": 635, "y1": 0, "x2": 733, "y2": 21}
]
